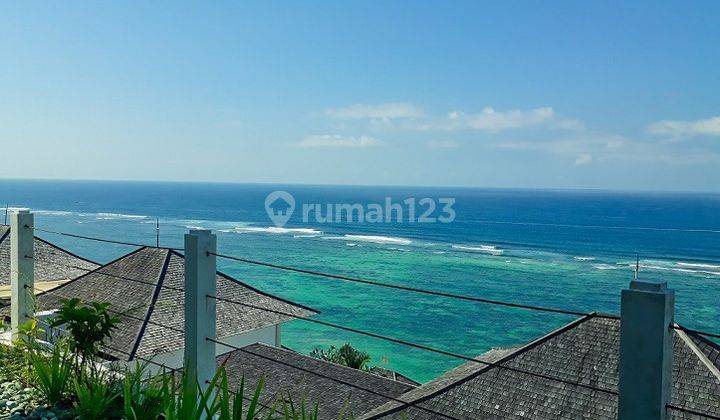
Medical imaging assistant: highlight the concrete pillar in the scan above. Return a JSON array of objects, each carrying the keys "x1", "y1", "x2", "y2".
[
  {"x1": 10, "y1": 210, "x2": 34, "y2": 340},
  {"x1": 274, "y1": 324, "x2": 282, "y2": 347},
  {"x1": 184, "y1": 229, "x2": 217, "y2": 393},
  {"x1": 618, "y1": 280, "x2": 675, "y2": 420}
]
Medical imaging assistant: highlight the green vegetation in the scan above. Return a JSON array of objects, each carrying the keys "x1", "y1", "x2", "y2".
[
  {"x1": 0, "y1": 298, "x2": 324, "y2": 419},
  {"x1": 310, "y1": 343, "x2": 372, "y2": 370}
]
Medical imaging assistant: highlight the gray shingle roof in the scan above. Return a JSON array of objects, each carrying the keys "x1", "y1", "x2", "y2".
[
  {"x1": 218, "y1": 343, "x2": 416, "y2": 420},
  {"x1": 0, "y1": 225, "x2": 99, "y2": 286},
  {"x1": 362, "y1": 316, "x2": 720, "y2": 419},
  {"x1": 2, "y1": 246, "x2": 317, "y2": 361}
]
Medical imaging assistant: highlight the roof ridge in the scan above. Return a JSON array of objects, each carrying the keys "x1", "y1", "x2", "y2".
[
  {"x1": 675, "y1": 323, "x2": 720, "y2": 384},
  {"x1": 168, "y1": 249, "x2": 319, "y2": 315},
  {"x1": 360, "y1": 314, "x2": 598, "y2": 419},
  {"x1": 128, "y1": 248, "x2": 172, "y2": 361},
  {"x1": 0, "y1": 226, "x2": 9, "y2": 244},
  {"x1": 34, "y1": 246, "x2": 149, "y2": 298},
  {"x1": 33, "y1": 235, "x2": 100, "y2": 266}
]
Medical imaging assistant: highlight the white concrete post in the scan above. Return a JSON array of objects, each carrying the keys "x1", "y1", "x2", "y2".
[
  {"x1": 10, "y1": 210, "x2": 34, "y2": 340},
  {"x1": 618, "y1": 280, "x2": 675, "y2": 420},
  {"x1": 184, "y1": 229, "x2": 217, "y2": 393}
]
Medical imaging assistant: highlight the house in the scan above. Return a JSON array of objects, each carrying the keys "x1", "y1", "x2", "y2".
[
  {"x1": 0, "y1": 225, "x2": 99, "y2": 300},
  {"x1": 360, "y1": 314, "x2": 720, "y2": 419},
  {"x1": 1, "y1": 246, "x2": 317, "y2": 368}
]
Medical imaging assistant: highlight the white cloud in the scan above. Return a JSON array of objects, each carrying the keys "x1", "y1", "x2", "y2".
[
  {"x1": 425, "y1": 139, "x2": 459, "y2": 149},
  {"x1": 298, "y1": 134, "x2": 382, "y2": 148},
  {"x1": 325, "y1": 103, "x2": 425, "y2": 120},
  {"x1": 417, "y1": 107, "x2": 584, "y2": 132},
  {"x1": 457, "y1": 107, "x2": 555, "y2": 130},
  {"x1": 574, "y1": 154, "x2": 593, "y2": 165},
  {"x1": 324, "y1": 103, "x2": 584, "y2": 132},
  {"x1": 648, "y1": 116, "x2": 720, "y2": 137}
]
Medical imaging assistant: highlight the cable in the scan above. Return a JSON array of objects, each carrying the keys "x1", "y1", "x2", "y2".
[
  {"x1": 667, "y1": 404, "x2": 720, "y2": 419},
  {"x1": 30, "y1": 257, "x2": 185, "y2": 293},
  {"x1": 208, "y1": 294, "x2": 618, "y2": 396},
  {"x1": 32, "y1": 226, "x2": 183, "y2": 251},
  {"x1": 67, "y1": 303, "x2": 454, "y2": 419},
  {"x1": 205, "y1": 337, "x2": 459, "y2": 420},
  {"x1": 672, "y1": 325, "x2": 720, "y2": 341},
  {"x1": 30, "y1": 254, "x2": 720, "y2": 348},
  {"x1": 210, "y1": 251, "x2": 619, "y2": 319},
  {"x1": 203, "y1": 380, "x2": 279, "y2": 415}
]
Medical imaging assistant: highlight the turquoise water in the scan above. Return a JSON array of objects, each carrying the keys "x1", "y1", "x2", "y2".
[{"x1": 1, "y1": 180, "x2": 719, "y2": 382}]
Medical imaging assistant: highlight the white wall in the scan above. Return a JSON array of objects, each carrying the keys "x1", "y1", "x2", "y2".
[{"x1": 135, "y1": 323, "x2": 281, "y2": 375}]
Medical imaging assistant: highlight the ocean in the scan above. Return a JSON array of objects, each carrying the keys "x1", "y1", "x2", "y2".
[{"x1": 2, "y1": 179, "x2": 719, "y2": 382}]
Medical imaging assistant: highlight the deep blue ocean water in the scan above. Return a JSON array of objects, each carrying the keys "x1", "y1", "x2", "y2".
[{"x1": 2, "y1": 179, "x2": 719, "y2": 382}]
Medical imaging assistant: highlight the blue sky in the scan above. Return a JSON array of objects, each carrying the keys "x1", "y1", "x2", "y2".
[{"x1": 1, "y1": 1, "x2": 719, "y2": 191}]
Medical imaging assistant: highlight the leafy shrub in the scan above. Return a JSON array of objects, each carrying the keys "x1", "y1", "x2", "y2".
[
  {"x1": 122, "y1": 363, "x2": 166, "y2": 420},
  {"x1": 310, "y1": 343, "x2": 371, "y2": 370},
  {"x1": 27, "y1": 343, "x2": 74, "y2": 406},
  {"x1": 160, "y1": 366, "x2": 221, "y2": 420},
  {"x1": 73, "y1": 369, "x2": 121, "y2": 419},
  {"x1": 50, "y1": 298, "x2": 120, "y2": 363}
]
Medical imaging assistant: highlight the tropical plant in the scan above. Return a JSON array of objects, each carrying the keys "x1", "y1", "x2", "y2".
[
  {"x1": 27, "y1": 342, "x2": 74, "y2": 406},
  {"x1": 49, "y1": 298, "x2": 120, "y2": 363},
  {"x1": 122, "y1": 363, "x2": 166, "y2": 420},
  {"x1": 310, "y1": 343, "x2": 371, "y2": 370},
  {"x1": 161, "y1": 366, "x2": 220, "y2": 420},
  {"x1": 280, "y1": 394, "x2": 320, "y2": 420},
  {"x1": 14, "y1": 318, "x2": 46, "y2": 348},
  {"x1": 215, "y1": 370, "x2": 274, "y2": 420},
  {"x1": 73, "y1": 368, "x2": 121, "y2": 419}
]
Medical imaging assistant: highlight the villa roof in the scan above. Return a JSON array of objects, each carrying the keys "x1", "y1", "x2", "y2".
[
  {"x1": 0, "y1": 225, "x2": 99, "y2": 287},
  {"x1": 217, "y1": 343, "x2": 417, "y2": 420},
  {"x1": 361, "y1": 315, "x2": 720, "y2": 419},
  {"x1": 2, "y1": 246, "x2": 317, "y2": 361}
]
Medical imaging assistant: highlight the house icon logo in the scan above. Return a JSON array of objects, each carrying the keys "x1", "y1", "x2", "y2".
[{"x1": 265, "y1": 191, "x2": 295, "y2": 227}]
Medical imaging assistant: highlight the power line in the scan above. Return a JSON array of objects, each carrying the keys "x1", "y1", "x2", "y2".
[
  {"x1": 30, "y1": 254, "x2": 720, "y2": 345},
  {"x1": 205, "y1": 336, "x2": 459, "y2": 420},
  {"x1": 667, "y1": 404, "x2": 720, "y2": 419},
  {"x1": 208, "y1": 293, "x2": 619, "y2": 396},
  {"x1": 32, "y1": 226, "x2": 182, "y2": 250},
  {"x1": 59, "y1": 299, "x2": 455, "y2": 419},
  {"x1": 35, "y1": 255, "x2": 617, "y2": 396},
  {"x1": 31, "y1": 258, "x2": 185, "y2": 293},
  {"x1": 209, "y1": 251, "x2": 620, "y2": 319}
]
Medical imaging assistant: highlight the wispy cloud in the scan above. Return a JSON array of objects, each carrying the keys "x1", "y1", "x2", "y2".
[
  {"x1": 574, "y1": 153, "x2": 593, "y2": 165},
  {"x1": 494, "y1": 132, "x2": 720, "y2": 165},
  {"x1": 298, "y1": 134, "x2": 382, "y2": 148},
  {"x1": 425, "y1": 139, "x2": 459, "y2": 149},
  {"x1": 326, "y1": 103, "x2": 584, "y2": 132},
  {"x1": 325, "y1": 103, "x2": 425, "y2": 121},
  {"x1": 648, "y1": 115, "x2": 720, "y2": 137},
  {"x1": 437, "y1": 107, "x2": 584, "y2": 132}
]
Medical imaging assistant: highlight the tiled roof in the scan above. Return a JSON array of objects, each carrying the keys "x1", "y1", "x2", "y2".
[
  {"x1": 0, "y1": 225, "x2": 99, "y2": 286},
  {"x1": 2, "y1": 246, "x2": 317, "y2": 361},
  {"x1": 362, "y1": 316, "x2": 720, "y2": 419},
  {"x1": 218, "y1": 343, "x2": 417, "y2": 420}
]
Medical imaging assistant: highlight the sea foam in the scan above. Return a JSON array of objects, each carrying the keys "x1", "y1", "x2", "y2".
[
  {"x1": 326, "y1": 234, "x2": 412, "y2": 245},
  {"x1": 452, "y1": 244, "x2": 503, "y2": 255}
]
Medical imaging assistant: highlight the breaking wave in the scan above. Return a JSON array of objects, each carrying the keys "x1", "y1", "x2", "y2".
[
  {"x1": 452, "y1": 244, "x2": 503, "y2": 255},
  {"x1": 326, "y1": 234, "x2": 412, "y2": 245}
]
